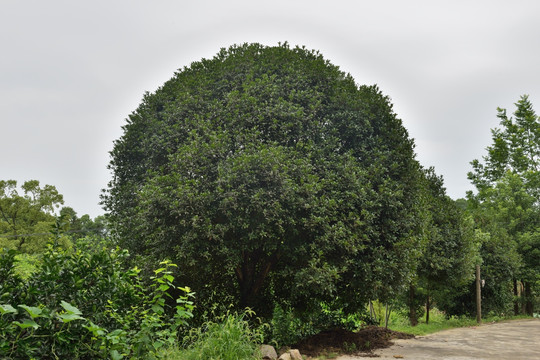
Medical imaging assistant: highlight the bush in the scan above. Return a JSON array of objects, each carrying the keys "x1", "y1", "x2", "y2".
[
  {"x1": 267, "y1": 302, "x2": 365, "y2": 349},
  {"x1": 269, "y1": 304, "x2": 305, "y2": 347},
  {"x1": 0, "y1": 244, "x2": 194, "y2": 359}
]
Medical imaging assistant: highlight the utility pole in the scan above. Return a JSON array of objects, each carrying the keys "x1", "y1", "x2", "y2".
[{"x1": 476, "y1": 264, "x2": 482, "y2": 324}]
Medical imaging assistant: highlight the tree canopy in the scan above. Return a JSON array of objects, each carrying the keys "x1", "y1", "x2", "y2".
[
  {"x1": 0, "y1": 180, "x2": 64, "y2": 252},
  {"x1": 104, "y1": 43, "x2": 423, "y2": 315}
]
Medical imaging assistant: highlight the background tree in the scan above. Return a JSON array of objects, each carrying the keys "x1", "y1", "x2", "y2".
[
  {"x1": 468, "y1": 95, "x2": 540, "y2": 316},
  {"x1": 0, "y1": 180, "x2": 64, "y2": 252},
  {"x1": 59, "y1": 206, "x2": 109, "y2": 240},
  {"x1": 104, "y1": 43, "x2": 422, "y2": 317},
  {"x1": 406, "y1": 168, "x2": 479, "y2": 325}
]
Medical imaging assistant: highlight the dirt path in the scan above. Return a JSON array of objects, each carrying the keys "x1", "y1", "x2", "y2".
[{"x1": 337, "y1": 319, "x2": 540, "y2": 360}]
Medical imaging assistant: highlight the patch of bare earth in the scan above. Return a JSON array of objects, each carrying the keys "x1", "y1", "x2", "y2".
[{"x1": 293, "y1": 326, "x2": 414, "y2": 358}]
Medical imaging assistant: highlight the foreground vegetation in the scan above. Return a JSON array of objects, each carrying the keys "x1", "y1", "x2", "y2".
[
  {"x1": 0, "y1": 242, "x2": 194, "y2": 359},
  {"x1": 2, "y1": 236, "x2": 533, "y2": 359},
  {"x1": 0, "y1": 233, "x2": 537, "y2": 359}
]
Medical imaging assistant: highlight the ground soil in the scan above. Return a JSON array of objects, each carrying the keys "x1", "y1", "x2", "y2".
[{"x1": 292, "y1": 326, "x2": 414, "y2": 358}]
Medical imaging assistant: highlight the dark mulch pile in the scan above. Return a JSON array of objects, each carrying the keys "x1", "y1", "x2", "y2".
[{"x1": 293, "y1": 326, "x2": 414, "y2": 357}]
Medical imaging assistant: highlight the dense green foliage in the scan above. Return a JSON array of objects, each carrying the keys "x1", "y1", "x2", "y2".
[
  {"x1": 0, "y1": 244, "x2": 194, "y2": 359},
  {"x1": 468, "y1": 95, "x2": 540, "y2": 315},
  {"x1": 104, "y1": 43, "x2": 423, "y2": 316}
]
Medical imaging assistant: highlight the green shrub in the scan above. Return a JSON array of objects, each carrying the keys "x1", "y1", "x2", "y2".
[
  {"x1": 21, "y1": 242, "x2": 140, "y2": 331},
  {"x1": 268, "y1": 302, "x2": 365, "y2": 348},
  {"x1": 269, "y1": 304, "x2": 303, "y2": 347},
  {"x1": 98, "y1": 260, "x2": 195, "y2": 359},
  {"x1": 0, "y1": 249, "x2": 24, "y2": 304},
  {"x1": 0, "y1": 245, "x2": 194, "y2": 359},
  {"x1": 0, "y1": 301, "x2": 94, "y2": 359}
]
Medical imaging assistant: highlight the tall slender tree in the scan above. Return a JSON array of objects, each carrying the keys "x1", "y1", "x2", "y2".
[
  {"x1": 468, "y1": 95, "x2": 540, "y2": 316},
  {"x1": 407, "y1": 168, "x2": 478, "y2": 324}
]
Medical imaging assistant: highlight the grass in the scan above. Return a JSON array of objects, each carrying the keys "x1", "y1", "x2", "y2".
[
  {"x1": 157, "y1": 307, "x2": 533, "y2": 360},
  {"x1": 387, "y1": 308, "x2": 531, "y2": 336},
  {"x1": 160, "y1": 311, "x2": 265, "y2": 360}
]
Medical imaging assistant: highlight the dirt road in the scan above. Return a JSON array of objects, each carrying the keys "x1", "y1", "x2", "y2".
[{"x1": 337, "y1": 319, "x2": 540, "y2": 360}]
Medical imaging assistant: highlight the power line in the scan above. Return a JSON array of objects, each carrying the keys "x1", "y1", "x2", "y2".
[{"x1": 0, "y1": 229, "x2": 100, "y2": 238}]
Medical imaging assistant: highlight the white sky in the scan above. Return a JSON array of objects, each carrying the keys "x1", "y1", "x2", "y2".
[{"x1": 2, "y1": 0, "x2": 540, "y2": 218}]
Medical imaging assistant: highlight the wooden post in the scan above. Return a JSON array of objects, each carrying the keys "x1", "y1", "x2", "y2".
[{"x1": 476, "y1": 264, "x2": 482, "y2": 324}]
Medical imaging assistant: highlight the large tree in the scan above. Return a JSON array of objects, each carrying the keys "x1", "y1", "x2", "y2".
[
  {"x1": 104, "y1": 43, "x2": 422, "y2": 315},
  {"x1": 468, "y1": 95, "x2": 540, "y2": 316}
]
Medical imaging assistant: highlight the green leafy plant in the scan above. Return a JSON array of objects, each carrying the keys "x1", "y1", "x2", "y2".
[
  {"x1": 0, "y1": 300, "x2": 90, "y2": 359},
  {"x1": 101, "y1": 260, "x2": 195, "y2": 359},
  {"x1": 0, "y1": 245, "x2": 194, "y2": 359}
]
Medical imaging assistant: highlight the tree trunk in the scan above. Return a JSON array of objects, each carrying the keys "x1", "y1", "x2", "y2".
[
  {"x1": 524, "y1": 281, "x2": 534, "y2": 316},
  {"x1": 521, "y1": 279, "x2": 526, "y2": 314},
  {"x1": 476, "y1": 264, "x2": 481, "y2": 324},
  {"x1": 236, "y1": 250, "x2": 279, "y2": 310},
  {"x1": 409, "y1": 284, "x2": 418, "y2": 326},
  {"x1": 384, "y1": 303, "x2": 391, "y2": 329},
  {"x1": 425, "y1": 294, "x2": 430, "y2": 325},
  {"x1": 513, "y1": 279, "x2": 520, "y2": 315},
  {"x1": 369, "y1": 300, "x2": 378, "y2": 324}
]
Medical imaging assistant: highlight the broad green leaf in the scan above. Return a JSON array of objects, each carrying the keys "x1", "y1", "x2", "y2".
[
  {"x1": 60, "y1": 300, "x2": 82, "y2": 315},
  {"x1": 18, "y1": 305, "x2": 42, "y2": 319},
  {"x1": 59, "y1": 312, "x2": 85, "y2": 323},
  {"x1": 0, "y1": 304, "x2": 17, "y2": 315},
  {"x1": 110, "y1": 349, "x2": 123, "y2": 360},
  {"x1": 84, "y1": 322, "x2": 107, "y2": 336},
  {"x1": 14, "y1": 319, "x2": 40, "y2": 329}
]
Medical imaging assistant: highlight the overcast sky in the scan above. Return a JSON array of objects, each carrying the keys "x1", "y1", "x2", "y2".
[{"x1": 2, "y1": 0, "x2": 540, "y2": 218}]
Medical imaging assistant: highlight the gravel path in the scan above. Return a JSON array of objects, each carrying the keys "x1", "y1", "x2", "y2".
[{"x1": 337, "y1": 319, "x2": 540, "y2": 360}]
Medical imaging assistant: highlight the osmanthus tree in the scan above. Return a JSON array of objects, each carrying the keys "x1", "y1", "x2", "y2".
[
  {"x1": 0, "y1": 180, "x2": 64, "y2": 252},
  {"x1": 104, "y1": 43, "x2": 423, "y2": 316},
  {"x1": 468, "y1": 95, "x2": 540, "y2": 316}
]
